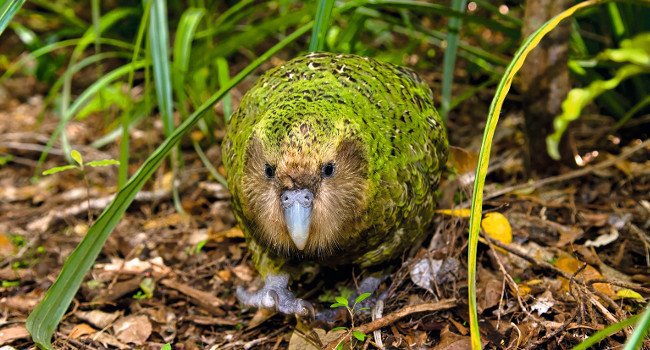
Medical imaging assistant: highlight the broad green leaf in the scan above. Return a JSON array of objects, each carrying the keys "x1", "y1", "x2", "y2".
[
  {"x1": 26, "y1": 22, "x2": 313, "y2": 349},
  {"x1": 352, "y1": 330, "x2": 366, "y2": 341},
  {"x1": 466, "y1": 1, "x2": 615, "y2": 348},
  {"x1": 0, "y1": 0, "x2": 26, "y2": 38},
  {"x1": 335, "y1": 296, "x2": 349, "y2": 307},
  {"x1": 355, "y1": 292, "x2": 371, "y2": 304},
  {"x1": 161, "y1": 344, "x2": 172, "y2": 350},
  {"x1": 546, "y1": 64, "x2": 647, "y2": 159},
  {"x1": 70, "y1": 150, "x2": 83, "y2": 166},
  {"x1": 598, "y1": 33, "x2": 650, "y2": 65},
  {"x1": 86, "y1": 160, "x2": 120, "y2": 168},
  {"x1": 42, "y1": 165, "x2": 77, "y2": 176},
  {"x1": 330, "y1": 302, "x2": 345, "y2": 308}
]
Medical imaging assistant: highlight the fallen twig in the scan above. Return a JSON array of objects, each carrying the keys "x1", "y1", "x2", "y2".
[
  {"x1": 324, "y1": 298, "x2": 457, "y2": 350},
  {"x1": 160, "y1": 278, "x2": 225, "y2": 316}
]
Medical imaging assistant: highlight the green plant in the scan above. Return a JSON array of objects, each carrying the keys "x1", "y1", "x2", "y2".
[
  {"x1": 330, "y1": 292, "x2": 372, "y2": 348},
  {"x1": 466, "y1": 0, "x2": 650, "y2": 348},
  {"x1": 133, "y1": 277, "x2": 155, "y2": 300},
  {"x1": 547, "y1": 33, "x2": 650, "y2": 159},
  {"x1": 42, "y1": 149, "x2": 119, "y2": 176}
]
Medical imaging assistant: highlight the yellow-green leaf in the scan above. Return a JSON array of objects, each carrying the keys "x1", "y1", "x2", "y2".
[
  {"x1": 70, "y1": 150, "x2": 83, "y2": 166},
  {"x1": 42, "y1": 165, "x2": 78, "y2": 175},
  {"x1": 481, "y1": 212, "x2": 512, "y2": 245},
  {"x1": 86, "y1": 159, "x2": 120, "y2": 167},
  {"x1": 616, "y1": 288, "x2": 644, "y2": 301}
]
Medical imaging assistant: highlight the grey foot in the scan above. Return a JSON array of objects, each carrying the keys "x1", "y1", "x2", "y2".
[{"x1": 236, "y1": 273, "x2": 313, "y2": 316}]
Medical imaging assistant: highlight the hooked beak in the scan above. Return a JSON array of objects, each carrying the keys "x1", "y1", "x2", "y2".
[{"x1": 281, "y1": 189, "x2": 314, "y2": 250}]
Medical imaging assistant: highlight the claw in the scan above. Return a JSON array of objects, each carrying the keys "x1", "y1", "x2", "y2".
[
  {"x1": 236, "y1": 273, "x2": 313, "y2": 316},
  {"x1": 262, "y1": 289, "x2": 279, "y2": 309}
]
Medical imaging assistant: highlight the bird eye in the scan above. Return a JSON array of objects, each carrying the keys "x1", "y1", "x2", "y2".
[
  {"x1": 321, "y1": 162, "x2": 335, "y2": 178},
  {"x1": 264, "y1": 164, "x2": 275, "y2": 178}
]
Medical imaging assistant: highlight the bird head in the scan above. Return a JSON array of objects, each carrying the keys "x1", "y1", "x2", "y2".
[{"x1": 238, "y1": 111, "x2": 370, "y2": 258}]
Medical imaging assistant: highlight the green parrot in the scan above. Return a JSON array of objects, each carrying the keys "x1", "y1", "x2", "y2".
[{"x1": 222, "y1": 52, "x2": 448, "y2": 315}]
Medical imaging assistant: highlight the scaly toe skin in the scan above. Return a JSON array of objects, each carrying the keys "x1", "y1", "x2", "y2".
[{"x1": 236, "y1": 273, "x2": 313, "y2": 316}]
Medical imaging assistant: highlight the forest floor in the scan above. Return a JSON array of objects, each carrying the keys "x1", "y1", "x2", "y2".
[{"x1": 0, "y1": 66, "x2": 649, "y2": 349}]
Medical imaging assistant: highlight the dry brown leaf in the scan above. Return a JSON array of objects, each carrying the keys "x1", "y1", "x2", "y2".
[
  {"x1": 68, "y1": 323, "x2": 97, "y2": 339},
  {"x1": 216, "y1": 269, "x2": 232, "y2": 282},
  {"x1": 448, "y1": 146, "x2": 478, "y2": 175},
  {"x1": 247, "y1": 308, "x2": 276, "y2": 329},
  {"x1": 0, "y1": 233, "x2": 15, "y2": 258},
  {"x1": 432, "y1": 326, "x2": 472, "y2": 350},
  {"x1": 288, "y1": 328, "x2": 325, "y2": 350},
  {"x1": 93, "y1": 332, "x2": 130, "y2": 349},
  {"x1": 209, "y1": 226, "x2": 244, "y2": 242},
  {"x1": 143, "y1": 213, "x2": 190, "y2": 229},
  {"x1": 113, "y1": 314, "x2": 152, "y2": 345},
  {"x1": 1, "y1": 294, "x2": 40, "y2": 312},
  {"x1": 76, "y1": 310, "x2": 121, "y2": 329},
  {"x1": 554, "y1": 255, "x2": 616, "y2": 298},
  {"x1": 0, "y1": 325, "x2": 30, "y2": 344},
  {"x1": 232, "y1": 264, "x2": 255, "y2": 282}
]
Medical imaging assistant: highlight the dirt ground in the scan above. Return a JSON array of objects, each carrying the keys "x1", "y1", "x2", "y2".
[{"x1": 0, "y1": 71, "x2": 649, "y2": 349}]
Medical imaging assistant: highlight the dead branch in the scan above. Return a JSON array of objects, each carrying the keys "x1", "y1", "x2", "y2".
[{"x1": 324, "y1": 299, "x2": 457, "y2": 350}]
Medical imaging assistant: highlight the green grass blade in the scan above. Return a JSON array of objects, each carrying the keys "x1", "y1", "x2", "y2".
[
  {"x1": 465, "y1": 1, "x2": 612, "y2": 348},
  {"x1": 36, "y1": 61, "x2": 148, "y2": 174},
  {"x1": 148, "y1": 0, "x2": 184, "y2": 214},
  {"x1": 26, "y1": 23, "x2": 312, "y2": 349},
  {"x1": 217, "y1": 57, "x2": 233, "y2": 122},
  {"x1": 572, "y1": 314, "x2": 639, "y2": 350},
  {"x1": 172, "y1": 7, "x2": 206, "y2": 117},
  {"x1": 149, "y1": 0, "x2": 174, "y2": 136},
  {"x1": 120, "y1": 0, "x2": 152, "y2": 189},
  {"x1": 66, "y1": 7, "x2": 138, "y2": 71},
  {"x1": 28, "y1": 0, "x2": 86, "y2": 29},
  {"x1": 309, "y1": 0, "x2": 335, "y2": 52},
  {"x1": 623, "y1": 304, "x2": 650, "y2": 350},
  {"x1": 0, "y1": 0, "x2": 26, "y2": 38},
  {"x1": 0, "y1": 38, "x2": 135, "y2": 83},
  {"x1": 441, "y1": 0, "x2": 467, "y2": 121},
  {"x1": 0, "y1": 0, "x2": 25, "y2": 35}
]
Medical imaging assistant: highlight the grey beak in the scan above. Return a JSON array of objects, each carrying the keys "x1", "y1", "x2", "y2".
[{"x1": 281, "y1": 189, "x2": 313, "y2": 250}]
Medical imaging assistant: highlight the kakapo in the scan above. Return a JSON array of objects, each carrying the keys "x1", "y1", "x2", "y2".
[{"x1": 222, "y1": 52, "x2": 448, "y2": 315}]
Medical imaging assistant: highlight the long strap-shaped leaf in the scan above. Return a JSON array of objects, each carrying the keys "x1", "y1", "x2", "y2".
[
  {"x1": 464, "y1": 0, "x2": 644, "y2": 348},
  {"x1": 0, "y1": 0, "x2": 26, "y2": 37},
  {"x1": 26, "y1": 23, "x2": 313, "y2": 350}
]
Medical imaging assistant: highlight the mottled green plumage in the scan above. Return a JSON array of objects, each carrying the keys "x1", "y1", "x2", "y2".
[{"x1": 222, "y1": 52, "x2": 448, "y2": 276}]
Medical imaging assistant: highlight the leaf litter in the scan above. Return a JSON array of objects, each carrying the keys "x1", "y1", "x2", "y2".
[{"x1": 0, "y1": 73, "x2": 649, "y2": 349}]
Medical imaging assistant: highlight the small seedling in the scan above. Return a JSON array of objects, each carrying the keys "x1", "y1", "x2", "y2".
[
  {"x1": 42, "y1": 149, "x2": 119, "y2": 222},
  {"x1": 330, "y1": 292, "x2": 372, "y2": 348},
  {"x1": 42, "y1": 149, "x2": 120, "y2": 175},
  {"x1": 133, "y1": 277, "x2": 155, "y2": 300}
]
